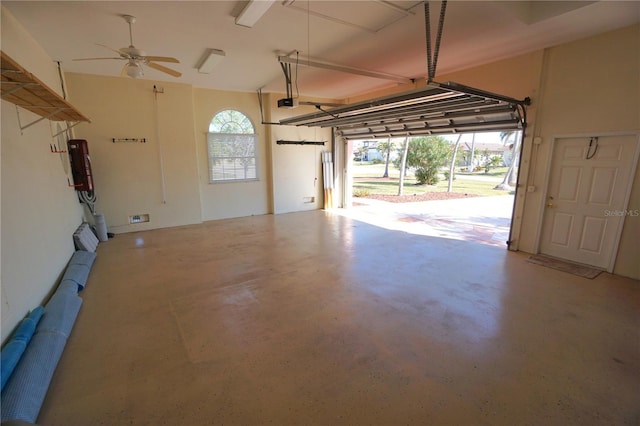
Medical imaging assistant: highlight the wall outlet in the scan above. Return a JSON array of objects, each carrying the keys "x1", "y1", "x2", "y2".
[
  {"x1": 303, "y1": 196, "x2": 315, "y2": 203},
  {"x1": 129, "y1": 214, "x2": 150, "y2": 224}
]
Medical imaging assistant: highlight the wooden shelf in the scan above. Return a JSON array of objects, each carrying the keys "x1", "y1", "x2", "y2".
[{"x1": 1, "y1": 50, "x2": 90, "y2": 123}]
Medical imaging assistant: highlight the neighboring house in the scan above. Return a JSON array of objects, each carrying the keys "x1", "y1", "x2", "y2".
[
  {"x1": 459, "y1": 142, "x2": 510, "y2": 167},
  {"x1": 354, "y1": 140, "x2": 383, "y2": 162},
  {"x1": 363, "y1": 147, "x2": 383, "y2": 162}
]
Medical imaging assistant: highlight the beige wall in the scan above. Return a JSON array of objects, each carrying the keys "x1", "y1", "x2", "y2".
[
  {"x1": 65, "y1": 74, "x2": 202, "y2": 233},
  {"x1": 534, "y1": 25, "x2": 639, "y2": 278},
  {"x1": 193, "y1": 88, "x2": 270, "y2": 220},
  {"x1": 439, "y1": 25, "x2": 640, "y2": 279},
  {"x1": 63, "y1": 76, "x2": 336, "y2": 225},
  {"x1": 267, "y1": 94, "x2": 334, "y2": 214},
  {"x1": 1, "y1": 8, "x2": 85, "y2": 342}
]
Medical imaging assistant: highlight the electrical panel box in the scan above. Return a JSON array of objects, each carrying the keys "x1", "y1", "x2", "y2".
[{"x1": 67, "y1": 139, "x2": 94, "y2": 192}]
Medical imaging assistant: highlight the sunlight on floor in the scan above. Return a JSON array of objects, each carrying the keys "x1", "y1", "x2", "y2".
[{"x1": 337, "y1": 195, "x2": 514, "y2": 247}]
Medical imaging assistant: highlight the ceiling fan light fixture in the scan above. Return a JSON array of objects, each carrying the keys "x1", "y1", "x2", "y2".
[
  {"x1": 126, "y1": 62, "x2": 144, "y2": 78},
  {"x1": 74, "y1": 14, "x2": 180, "y2": 79}
]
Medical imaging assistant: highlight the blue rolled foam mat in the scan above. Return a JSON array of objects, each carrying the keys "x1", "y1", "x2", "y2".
[
  {"x1": 1, "y1": 307, "x2": 44, "y2": 392},
  {"x1": 70, "y1": 249, "x2": 96, "y2": 268},
  {"x1": 57, "y1": 281, "x2": 80, "y2": 297},
  {"x1": 38, "y1": 291, "x2": 82, "y2": 338},
  {"x1": 0, "y1": 331, "x2": 69, "y2": 423},
  {"x1": 60, "y1": 263, "x2": 90, "y2": 291}
]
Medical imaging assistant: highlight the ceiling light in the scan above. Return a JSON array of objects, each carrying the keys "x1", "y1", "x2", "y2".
[
  {"x1": 126, "y1": 62, "x2": 143, "y2": 79},
  {"x1": 198, "y1": 49, "x2": 226, "y2": 74},
  {"x1": 236, "y1": 0, "x2": 276, "y2": 28}
]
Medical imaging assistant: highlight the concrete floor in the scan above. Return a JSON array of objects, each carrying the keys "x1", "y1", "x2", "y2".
[
  {"x1": 39, "y1": 210, "x2": 639, "y2": 425},
  {"x1": 346, "y1": 195, "x2": 515, "y2": 247}
]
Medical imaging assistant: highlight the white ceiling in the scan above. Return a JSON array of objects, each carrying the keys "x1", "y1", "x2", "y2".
[{"x1": 3, "y1": 1, "x2": 639, "y2": 100}]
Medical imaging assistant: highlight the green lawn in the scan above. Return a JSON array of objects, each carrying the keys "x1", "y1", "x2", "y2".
[
  {"x1": 353, "y1": 162, "x2": 514, "y2": 197},
  {"x1": 458, "y1": 166, "x2": 510, "y2": 177}
]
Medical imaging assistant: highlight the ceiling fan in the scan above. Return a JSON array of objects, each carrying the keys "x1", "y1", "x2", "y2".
[{"x1": 73, "y1": 14, "x2": 181, "y2": 79}]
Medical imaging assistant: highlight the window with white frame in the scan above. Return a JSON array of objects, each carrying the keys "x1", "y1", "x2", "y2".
[{"x1": 207, "y1": 110, "x2": 257, "y2": 183}]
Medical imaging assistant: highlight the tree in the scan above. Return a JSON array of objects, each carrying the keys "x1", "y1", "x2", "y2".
[
  {"x1": 394, "y1": 136, "x2": 453, "y2": 185},
  {"x1": 494, "y1": 131, "x2": 520, "y2": 190},
  {"x1": 377, "y1": 138, "x2": 395, "y2": 178},
  {"x1": 468, "y1": 132, "x2": 477, "y2": 169},
  {"x1": 352, "y1": 146, "x2": 364, "y2": 161},
  {"x1": 397, "y1": 136, "x2": 410, "y2": 195},
  {"x1": 485, "y1": 155, "x2": 502, "y2": 173},
  {"x1": 447, "y1": 134, "x2": 462, "y2": 192}
]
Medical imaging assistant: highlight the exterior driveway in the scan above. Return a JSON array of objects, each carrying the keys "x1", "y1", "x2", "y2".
[{"x1": 339, "y1": 195, "x2": 515, "y2": 247}]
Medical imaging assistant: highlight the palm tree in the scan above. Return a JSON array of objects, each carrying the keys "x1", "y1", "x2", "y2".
[
  {"x1": 397, "y1": 136, "x2": 410, "y2": 195},
  {"x1": 494, "y1": 131, "x2": 519, "y2": 190},
  {"x1": 447, "y1": 134, "x2": 462, "y2": 192},
  {"x1": 377, "y1": 138, "x2": 395, "y2": 178}
]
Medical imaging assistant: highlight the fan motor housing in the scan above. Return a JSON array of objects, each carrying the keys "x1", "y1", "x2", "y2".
[{"x1": 121, "y1": 46, "x2": 145, "y2": 58}]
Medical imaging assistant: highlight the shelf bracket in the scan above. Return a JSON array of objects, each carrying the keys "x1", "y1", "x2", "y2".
[
  {"x1": 1, "y1": 81, "x2": 37, "y2": 97},
  {"x1": 51, "y1": 121, "x2": 82, "y2": 139},
  {"x1": 16, "y1": 105, "x2": 64, "y2": 134}
]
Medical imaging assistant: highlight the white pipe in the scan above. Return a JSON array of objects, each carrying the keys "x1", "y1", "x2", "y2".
[{"x1": 154, "y1": 87, "x2": 167, "y2": 204}]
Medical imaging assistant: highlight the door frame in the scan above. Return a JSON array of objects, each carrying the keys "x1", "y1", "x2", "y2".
[{"x1": 534, "y1": 131, "x2": 640, "y2": 272}]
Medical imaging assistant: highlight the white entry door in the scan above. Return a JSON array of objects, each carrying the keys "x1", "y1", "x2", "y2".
[{"x1": 539, "y1": 135, "x2": 638, "y2": 270}]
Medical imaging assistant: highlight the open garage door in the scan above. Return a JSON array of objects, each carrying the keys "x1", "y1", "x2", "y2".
[
  {"x1": 279, "y1": 81, "x2": 529, "y2": 139},
  {"x1": 280, "y1": 81, "x2": 529, "y2": 249}
]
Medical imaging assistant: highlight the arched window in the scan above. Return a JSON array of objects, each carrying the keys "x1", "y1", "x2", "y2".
[{"x1": 207, "y1": 110, "x2": 257, "y2": 182}]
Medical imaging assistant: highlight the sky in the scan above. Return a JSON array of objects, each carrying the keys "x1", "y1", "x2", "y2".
[{"x1": 442, "y1": 131, "x2": 509, "y2": 145}]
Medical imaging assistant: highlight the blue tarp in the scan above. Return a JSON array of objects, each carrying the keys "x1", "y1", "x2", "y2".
[
  {"x1": 70, "y1": 250, "x2": 96, "y2": 268},
  {"x1": 61, "y1": 250, "x2": 96, "y2": 291},
  {"x1": 0, "y1": 307, "x2": 44, "y2": 391},
  {"x1": 1, "y1": 331, "x2": 71, "y2": 423},
  {"x1": 1, "y1": 295, "x2": 82, "y2": 423},
  {"x1": 37, "y1": 290, "x2": 83, "y2": 338},
  {"x1": 60, "y1": 263, "x2": 90, "y2": 291},
  {"x1": 0, "y1": 248, "x2": 94, "y2": 422}
]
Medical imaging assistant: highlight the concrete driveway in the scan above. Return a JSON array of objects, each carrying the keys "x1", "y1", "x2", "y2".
[{"x1": 338, "y1": 195, "x2": 515, "y2": 247}]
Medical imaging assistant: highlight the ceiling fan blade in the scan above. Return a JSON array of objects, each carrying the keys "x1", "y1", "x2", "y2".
[
  {"x1": 97, "y1": 43, "x2": 128, "y2": 57},
  {"x1": 146, "y1": 61, "x2": 182, "y2": 77},
  {"x1": 73, "y1": 57, "x2": 123, "y2": 61},
  {"x1": 144, "y1": 56, "x2": 180, "y2": 63}
]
